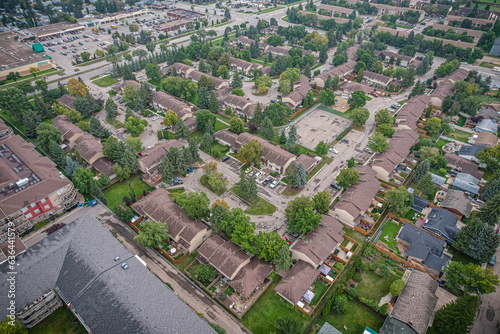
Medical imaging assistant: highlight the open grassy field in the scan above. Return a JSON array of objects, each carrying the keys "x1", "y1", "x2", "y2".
[
  {"x1": 92, "y1": 76, "x2": 118, "y2": 87},
  {"x1": 355, "y1": 270, "x2": 398, "y2": 303}
]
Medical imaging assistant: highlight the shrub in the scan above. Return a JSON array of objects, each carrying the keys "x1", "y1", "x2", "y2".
[
  {"x1": 314, "y1": 69, "x2": 320, "y2": 76},
  {"x1": 379, "y1": 303, "x2": 389, "y2": 316},
  {"x1": 332, "y1": 295, "x2": 348, "y2": 314},
  {"x1": 353, "y1": 273, "x2": 362, "y2": 282},
  {"x1": 218, "y1": 292, "x2": 227, "y2": 301},
  {"x1": 361, "y1": 263, "x2": 369, "y2": 272},
  {"x1": 350, "y1": 283, "x2": 355, "y2": 288},
  {"x1": 438, "y1": 168, "x2": 447, "y2": 176},
  {"x1": 379, "y1": 264, "x2": 392, "y2": 278},
  {"x1": 390, "y1": 279, "x2": 406, "y2": 297},
  {"x1": 347, "y1": 269, "x2": 355, "y2": 279},
  {"x1": 348, "y1": 288, "x2": 360, "y2": 299},
  {"x1": 369, "y1": 263, "x2": 379, "y2": 271},
  {"x1": 334, "y1": 262, "x2": 344, "y2": 271},
  {"x1": 225, "y1": 107, "x2": 232, "y2": 115},
  {"x1": 382, "y1": 252, "x2": 388, "y2": 258},
  {"x1": 363, "y1": 248, "x2": 372, "y2": 257}
]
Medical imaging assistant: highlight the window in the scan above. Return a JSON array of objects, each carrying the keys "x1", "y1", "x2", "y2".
[
  {"x1": 21, "y1": 207, "x2": 28, "y2": 213},
  {"x1": 25, "y1": 213, "x2": 33, "y2": 219},
  {"x1": 50, "y1": 193, "x2": 54, "y2": 196},
  {"x1": 54, "y1": 199, "x2": 58, "y2": 203},
  {"x1": 31, "y1": 203, "x2": 36, "y2": 208},
  {"x1": 57, "y1": 190, "x2": 61, "y2": 195},
  {"x1": 44, "y1": 205, "x2": 50, "y2": 210},
  {"x1": 34, "y1": 209, "x2": 40, "y2": 214}
]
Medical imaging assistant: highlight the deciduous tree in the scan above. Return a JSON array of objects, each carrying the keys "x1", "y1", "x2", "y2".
[
  {"x1": 336, "y1": 168, "x2": 360, "y2": 188},
  {"x1": 135, "y1": 221, "x2": 170, "y2": 248}
]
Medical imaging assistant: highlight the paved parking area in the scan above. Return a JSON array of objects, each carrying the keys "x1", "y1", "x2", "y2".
[
  {"x1": 224, "y1": 157, "x2": 244, "y2": 173},
  {"x1": 288, "y1": 106, "x2": 352, "y2": 150}
]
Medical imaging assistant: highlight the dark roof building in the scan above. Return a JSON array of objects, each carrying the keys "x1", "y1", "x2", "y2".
[
  {"x1": 453, "y1": 172, "x2": 480, "y2": 195},
  {"x1": 441, "y1": 189, "x2": 473, "y2": 218},
  {"x1": 444, "y1": 152, "x2": 484, "y2": 180},
  {"x1": 56, "y1": 94, "x2": 76, "y2": 109},
  {"x1": 411, "y1": 195, "x2": 428, "y2": 213},
  {"x1": 228, "y1": 257, "x2": 274, "y2": 299},
  {"x1": 275, "y1": 260, "x2": 320, "y2": 305},
  {"x1": 424, "y1": 208, "x2": 460, "y2": 243},
  {"x1": 0, "y1": 213, "x2": 215, "y2": 334},
  {"x1": 458, "y1": 144, "x2": 486, "y2": 161},
  {"x1": 397, "y1": 223, "x2": 451, "y2": 273}
]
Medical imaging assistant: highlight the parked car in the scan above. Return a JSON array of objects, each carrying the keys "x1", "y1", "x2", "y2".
[
  {"x1": 254, "y1": 171, "x2": 262, "y2": 179},
  {"x1": 222, "y1": 156, "x2": 230, "y2": 162},
  {"x1": 330, "y1": 182, "x2": 340, "y2": 190},
  {"x1": 262, "y1": 177, "x2": 272, "y2": 186},
  {"x1": 364, "y1": 147, "x2": 373, "y2": 154},
  {"x1": 245, "y1": 167, "x2": 252, "y2": 174},
  {"x1": 329, "y1": 148, "x2": 338, "y2": 154},
  {"x1": 248, "y1": 170, "x2": 255, "y2": 177},
  {"x1": 341, "y1": 139, "x2": 349, "y2": 144},
  {"x1": 490, "y1": 255, "x2": 496, "y2": 266},
  {"x1": 270, "y1": 179, "x2": 280, "y2": 189}
]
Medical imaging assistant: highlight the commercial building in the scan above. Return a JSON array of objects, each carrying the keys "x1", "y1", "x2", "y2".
[
  {"x1": 0, "y1": 135, "x2": 78, "y2": 244},
  {"x1": 0, "y1": 32, "x2": 53, "y2": 81},
  {"x1": 78, "y1": 8, "x2": 148, "y2": 27},
  {"x1": 0, "y1": 213, "x2": 215, "y2": 333},
  {"x1": 17, "y1": 22, "x2": 84, "y2": 41}
]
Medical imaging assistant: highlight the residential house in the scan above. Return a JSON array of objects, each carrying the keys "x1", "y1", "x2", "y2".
[
  {"x1": 228, "y1": 257, "x2": 274, "y2": 299},
  {"x1": 290, "y1": 215, "x2": 345, "y2": 267},
  {"x1": 261, "y1": 26, "x2": 279, "y2": 34},
  {"x1": 282, "y1": 75, "x2": 310, "y2": 109},
  {"x1": 317, "y1": 4, "x2": 354, "y2": 17},
  {"x1": 445, "y1": 15, "x2": 496, "y2": 28},
  {"x1": 373, "y1": 3, "x2": 425, "y2": 21},
  {"x1": 393, "y1": 95, "x2": 431, "y2": 131},
  {"x1": 215, "y1": 130, "x2": 296, "y2": 173},
  {"x1": 267, "y1": 45, "x2": 292, "y2": 58},
  {"x1": 455, "y1": 7, "x2": 498, "y2": 20},
  {"x1": 293, "y1": 154, "x2": 319, "y2": 174},
  {"x1": 380, "y1": 270, "x2": 438, "y2": 334},
  {"x1": 137, "y1": 140, "x2": 184, "y2": 179},
  {"x1": 430, "y1": 173, "x2": 446, "y2": 187},
  {"x1": 197, "y1": 235, "x2": 251, "y2": 280},
  {"x1": 275, "y1": 260, "x2": 320, "y2": 305},
  {"x1": 318, "y1": 323, "x2": 343, "y2": 334},
  {"x1": 371, "y1": 129, "x2": 419, "y2": 182},
  {"x1": 229, "y1": 35, "x2": 254, "y2": 48},
  {"x1": 52, "y1": 115, "x2": 84, "y2": 148},
  {"x1": 162, "y1": 63, "x2": 229, "y2": 90},
  {"x1": 56, "y1": 94, "x2": 76, "y2": 109},
  {"x1": 149, "y1": 91, "x2": 198, "y2": 132},
  {"x1": 474, "y1": 118, "x2": 498, "y2": 134},
  {"x1": 361, "y1": 70, "x2": 393, "y2": 89},
  {"x1": 397, "y1": 223, "x2": 452, "y2": 275},
  {"x1": 330, "y1": 165, "x2": 380, "y2": 227},
  {"x1": 374, "y1": 50, "x2": 413, "y2": 67},
  {"x1": 474, "y1": 131, "x2": 499, "y2": 147},
  {"x1": 221, "y1": 94, "x2": 258, "y2": 119},
  {"x1": 229, "y1": 56, "x2": 264, "y2": 76},
  {"x1": 431, "y1": 24, "x2": 484, "y2": 43},
  {"x1": 458, "y1": 144, "x2": 485, "y2": 162},
  {"x1": 343, "y1": 82, "x2": 373, "y2": 95},
  {"x1": 313, "y1": 61, "x2": 356, "y2": 87},
  {"x1": 444, "y1": 152, "x2": 484, "y2": 180},
  {"x1": 424, "y1": 208, "x2": 460, "y2": 243},
  {"x1": 0, "y1": 119, "x2": 13, "y2": 141},
  {"x1": 0, "y1": 135, "x2": 78, "y2": 244},
  {"x1": 452, "y1": 172, "x2": 480, "y2": 196},
  {"x1": 411, "y1": 195, "x2": 429, "y2": 213},
  {"x1": 477, "y1": 102, "x2": 500, "y2": 121},
  {"x1": 298, "y1": 11, "x2": 350, "y2": 24},
  {"x1": 73, "y1": 133, "x2": 115, "y2": 178},
  {"x1": 490, "y1": 36, "x2": 500, "y2": 56},
  {"x1": 0, "y1": 213, "x2": 214, "y2": 333},
  {"x1": 345, "y1": 44, "x2": 360, "y2": 62},
  {"x1": 111, "y1": 79, "x2": 142, "y2": 94},
  {"x1": 131, "y1": 187, "x2": 211, "y2": 253},
  {"x1": 441, "y1": 189, "x2": 472, "y2": 219}
]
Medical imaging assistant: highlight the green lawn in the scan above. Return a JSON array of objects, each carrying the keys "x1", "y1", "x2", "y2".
[
  {"x1": 447, "y1": 245, "x2": 480, "y2": 266},
  {"x1": 481, "y1": 168, "x2": 495, "y2": 182},
  {"x1": 2, "y1": 68, "x2": 57, "y2": 84},
  {"x1": 355, "y1": 269, "x2": 398, "y2": 303},
  {"x1": 175, "y1": 251, "x2": 198, "y2": 272},
  {"x1": 245, "y1": 195, "x2": 277, "y2": 215},
  {"x1": 103, "y1": 175, "x2": 155, "y2": 210},
  {"x1": 92, "y1": 76, "x2": 118, "y2": 87},
  {"x1": 105, "y1": 116, "x2": 124, "y2": 128},
  {"x1": 242, "y1": 275, "x2": 310, "y2": 334},
  {"x1": 404, "y1": 208, "x2": 423, "y2": 223},
  {"x1": 314, "y1": 296, "x2": 385, "y2": 334},
  {"x1": 456, "y1": 115, "x2": 467, "y2": 127},
  {"x1": 200, "y1": 174, "x2": 226, "y2": 196},
  {"x1": 342, "y1": 227, "x2": 366, "y2": 244},
  {"x1": 190, "y1": 130, "x2": 204, "y2": 143},
  {"x1": 378, "y1": 220, "x2": 402, "y2": 254},
  {"x1": 214, "y1": 119, "x2": 230, "y2": 132},
  {"x1": 309, "y1": 280, "x2": 329, "y2": 308},
  {"x1": 28, "y1": 307, "x2": 87, "y2": 334},
  {"x1": 215, "y1": 113, "x2": 232, "y2": 123},
  {"x1": 435, "y1": 138, "x2": 451, "y2": 152},
  {"x1": 445, "y1": 129, "x2": 471, "y2": 143}
]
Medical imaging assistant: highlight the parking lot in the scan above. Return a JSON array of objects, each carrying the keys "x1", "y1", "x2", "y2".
[{"x1": 289, "y1": 106, "x2": 352, "y2": 150}]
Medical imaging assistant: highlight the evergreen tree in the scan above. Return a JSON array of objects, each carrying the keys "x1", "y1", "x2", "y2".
[
  {"x1": 208, "y1": 92, "x2": 219, "y2": 113},
  {"x1": 49, "y1": 140, "x2": 66, "y2": 167},
  {"x1": 199, "y1": 59, "x2": 206, "y2": 73},
  {"x1": 413, "y1": 159, "x2": 430, "y2": 182},
  {"x1": 294, "y1": 163, "x2": 306, "y2": 188},
  {"x1": 332, "y1": 74, "x2": 340, "y2": 90},
  {"x1": 160, "y1": 155, "x2": 174, "y2": 182},
  {"x1": 175, "y1": 118, "x2": 190, "y2": 139},
  {"x1": 92, "y1": 181, "x2": 107, "y2": 206},
  {"x1": 287, "y1": 125, "x2": 297, "y2": 145},
  {"x1": 128, "y1": 181, "x2": 137, "y2": 202},
  {"x1": 89, "y1": 117, "x2": 108, "y2": 138},
  {"x1": 416, "y1": 55, "x2": 429, "y2": 76},
  {"x1": 478, "y1": 193, "x2": 500, "y2": 226},
  {"x1": 279, "y1": 130, "x2": 287, "y2": 145},
  {"x1": 303, "y1": 63, "x2": 311, "y2": 78},
  {"x1": 65, "y1": 156, "x2": 79, "y2": 176},
  {"x1": 200, "y1": 132, "x2": 215, "y2": 152},
  {"x1": 232, "y1": 72, "x2": 243, "y2": 89},
  {"x1": 188, "y1": 137, "x2": 200, "y2": 162},
  {"x1": 198, "y1": 86, "x2": 210, "y2": 109},
  {"x1": 324, "y1": 75, "x2": 332, "y2": 89},
  {"x1": 23, "y1": 110, "x2": 40, "y2": 138},
  {"x1": 434, "y1": 295, "x2": 479, "y2": 334},
  {"x1": 121, "y1": 145, "x2": 139, "y2": 173},
  {"x1": 319, "y1": 46, "x2": 328, "y2": 63},
  {"x1": 33, "y1": 95, "x2": 50, "y2": 120},
  {"x1": 252, "y1": 103, "x2": 263, "y2": 125},
  {"x1": 125, "y1": 106, "x2": 134, "y2": 120},
  {"x1": 274, "y1": 244, "x2": 292, "y2": 272},
  {"x1": 482, "y1": 177, "x2": 500, "y2": 202},
  {"x1": 105, "y1": 98, "x2": 118, "y2": 120},
  {"x1": 261, "y1": 116, "x2": 274, "y2": 140},
  {"x1": 455, "y1": 218, "x2": 500, "y2": 263},
  {"x1": 167, "y1": 146, "x2": 187, "y2": 175}
]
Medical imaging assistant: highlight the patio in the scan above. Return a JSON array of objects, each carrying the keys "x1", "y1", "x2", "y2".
[{"x1": 297, "y1": 279, "x2": 331, "y2": 314}]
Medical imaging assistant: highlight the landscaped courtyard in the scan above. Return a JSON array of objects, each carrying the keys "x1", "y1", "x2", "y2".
[{"x1": 103, "y1": 175, "x2": 155, "y2": 209}]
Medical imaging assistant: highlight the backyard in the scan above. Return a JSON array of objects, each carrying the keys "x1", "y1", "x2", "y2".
[
  {"x1": 103, "y1": 175, "x2": 155, "y2": 209},
  {"x1": 378, "y1": 220, "x2": 402, "y2": 254},
  {"x1": 309, "y1": 280, "x2": 329, "y2": 308},
  {"x1": 28, "y1": 307, "x2": 87, "y2": 334},
  {"x1": 241, "y1": 275, "x2": 310, "y2": 334},
  {"x1": 404, "y1": 209, "x2": 424, "y2": 223},
  {"x1": 312, "y1": 296, "x2": 385, "y2": 334},
  {"x1": 435, "y1": 138, "x2": 451, "y2": 152},
  {"x1": 445, "y1": 129, "x2": 471, "y2": 143},
  {"x1": 355, "y1": 269, "x2": 398, "y2": 303}
]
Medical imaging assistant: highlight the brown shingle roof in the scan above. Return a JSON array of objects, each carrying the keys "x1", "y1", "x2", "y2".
[
  {"x1": 275, "y1": 260, "x2": 320, "y2": 304},
  {"x1": 318, "y1": 4, "x2": 354, "y2": 15},
  {"x1": 0, "y1": 136, "x2": 73, "y2": 218},
  {"x1": 228, "y1": 257, "x2": 274, "y2": 298},
  {"x1": 74, "y1": 133, "x2": 102, "y2": 163},
  {"x1": 197, "y1": 235, "x2": 251, "y2": 279},
  {"x1": 475, "y1": 132, "x2": 499, "y2": 147},
  {"x1": 56, "y1": 94, "x2": 76, "y2": 109},
  {"x1": 150, "y1": 91, "x2": 192, "y2": 118},
  {"x1": 431, "y1": 24, "x2": 483, "y2": 39},
  {"x1": 52, "y1": 115, "x2": 84, "y2": 141},
  {"x1": 138, "y1": 140, "x2": 184, "y2": 170},
  {"x1": 294, "y1": 154, "x2": 317, "y2": 172},
  {"x1": 111, "y1": 80, "x2": 142, "y2": 93},
  {"x1": 92, "y1": 157, "x2": 115, "y2": 177},
  {"x1": 394, "y1": 95, "x2": 431, "y2": 131},
  {"x1": 372, "y1": 129, "x2": 419, "y2": 174},
  {"x1": 441, "y1": 189, "x2": 473, "y2": 218},
  {"x1": 333, "y1": 165, "x2": 380, "y2": 221},
  {"x1": 131, "y1": 188, "x2": 207, "y2": 244},
  {"x1": 315, "y1": 61, "x2": 356, "y2": 85},
  {"x1": 390, "y1": 270, "x2": 438, "y2": 334},
  {"x1": 363, "y1": 70, "x2": 393, "y2": 85},
  {"x1": 291, "y1": 215, "x2": 344, "y2": 265},
  {"x1": 444, "y1": 152, "x2": 484, "y2": 180}
]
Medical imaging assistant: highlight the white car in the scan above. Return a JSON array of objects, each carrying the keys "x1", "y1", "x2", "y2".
[
  {"x1": 254, "y1": 171, "x2": 262, "y2": 179},
  {"x1": 329, "y1": 148, "x2": 338, "y2": 154},
  {"x1": 269, "y1": 179, "x2": 280, "y2": 189}
]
